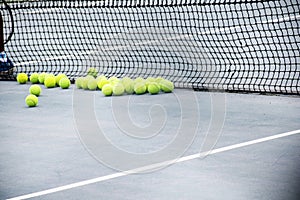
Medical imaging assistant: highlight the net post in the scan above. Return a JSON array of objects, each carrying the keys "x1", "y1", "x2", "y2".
[{"x1": 0, "y1": 12, "x2": 4, "y2": 52}]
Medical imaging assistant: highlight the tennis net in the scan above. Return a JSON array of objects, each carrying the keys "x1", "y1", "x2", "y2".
[{"x1": 1, "y1": 0, "x2": 299, "y2": 94}]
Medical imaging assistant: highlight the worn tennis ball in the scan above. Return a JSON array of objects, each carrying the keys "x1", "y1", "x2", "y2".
[
  {"x1": 59, "y1": 77, "x2": 71, "y2": 89},
  {"x1": 29, "y1": 85, "x2": 41, "y2": 96},
  {"x1": 44, "y1": 74, "x2": 56, "y2": 88},
  {"x1": 16, "y1": 73, "x2": 28, "y2": 84},
  {"x1": 30, "y1": 73, "x2": 39, "y2": 84},
  {"x1": 122, "y1": 77, "x2": 134, "y2": 94},
  {"x1": 96, "y1": 74, "x2": 106, "y2": 83},
  {"x1": 108, "y1": 76, "x2": 120, "y2": 86},
  {"x1": 102, "y1": 84, "x2": 113, "y2": 96},
  {"x1": 38, "y1": 72, "x2": 47, "y2": 84},
  {"x1": 55, "y1": 73, "x2": 67, "y2": 86},
  {"x1": 88, "y1": 79, "x2": 98, "y2": 90},
  {"x1": 134, "y1": 77, "x2": 145, "y2": 84},
  {"x1": 113, "y1": 82, "x2": 125, "y2": 96},
  {"x1": 97, "y1": 76, "x2": 109, "y2": 90},
  {"x1": 160, "y1": 79, "x2": 174, "y2": 93},
  {"x1": 147, "y1": 82, "x2": 160, "y2": 95},
  {"x1": 80, "y1": 77, "x2": 89, "y2": 90},
  {"x1": 75, "y1": 77, "x2": 83, "y2": 89},
  {"x1": 25, "y1": 94, "x2": 38, "y2": 107},
  {"x1": 87, "y1": 67, "x2": 98, "y2": 78},
  {"x1": 134, "y1": 82, "x2": 147, "y2": 95}
]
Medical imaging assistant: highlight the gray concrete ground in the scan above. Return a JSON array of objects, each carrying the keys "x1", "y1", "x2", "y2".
[{"x1": 0, "y1": 81, "x2": 300, "y2": 200}]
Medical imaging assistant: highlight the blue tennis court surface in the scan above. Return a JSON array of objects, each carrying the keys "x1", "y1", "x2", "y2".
[{"x1": 0, "y1": 81, "x2": 299, "y2": 200}]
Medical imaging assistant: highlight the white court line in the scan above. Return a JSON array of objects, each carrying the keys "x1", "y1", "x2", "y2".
[
  {"x1": 7, "y1": 129, "x2": 300, "y2": 200},
  {"x1": 14, "y1": 14, "x2": 300, "y2": 67}
]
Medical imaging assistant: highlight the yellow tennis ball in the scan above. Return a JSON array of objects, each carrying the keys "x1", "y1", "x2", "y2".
[
  {"x1": 44, "y1": 75, "x2": 56, "y2": 88},
  {"x1": 81, "y1": 77, "x2": 89, "y2": 90},
  {"x1": 108, "y1": 76, "x2": 120, "y2": 86},
  {"x1": 134, "y1": 82, "x2": 147, "y2": 95},
  {"x1": 88, "y1": 79, "x2": 98, "y2": 90},
  {"x1": 16, "y1": 73, "x2": 28, "y2": 84},
  {"x1": 59, "y1": 77, "x2": 71, "y2": 89},
  {"x1": 30, "y1": 72, "x2": 39, "y2": 84},
  {"x1": 97, "y1": 77, "x2": 109, "y2": 90},
  {"x1": 38, "y1": 72, "x2": 47, "y2": 84},
  {"x1": 55, "y1": 73, "x2": 67, "y2": 86},
  {"x1": 87, "y1": 67, "x2": 98, "y2": 78},
  {"x1": 29, "y1": 85, "x2": 41, "y2": 96},
  {"x1": 134, "y1": 77, "x2": 145, "y2": 84},
  {"x1": 25, "y1": 94, "x2": 38, "y2": 107},
  {"x1": 75, "y1": 77, "x2": 83, "y2": 89},
  {"x1": 122, "y1": 77, "x2": 134, "y2": 94},
  {"x1": 96, "y1": 74, "x2": 106, "y2": 83},
  {"x1": 147, "y1": 82, "x2": 160, "y2": 95},
  {"x1": 113, "y1": 82, "x2": 125, "y2": 96},
  {"x1": 160, "y1": 79, "x2": 174, "y2": 93},
  {"x1": 102, "y1": 84, "x2": 113, "y2": 96}
]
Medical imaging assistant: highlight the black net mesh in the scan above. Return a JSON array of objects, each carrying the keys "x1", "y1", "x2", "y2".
[{"x1": 1, "y1": 0, "x2": 299, "y2": 94}]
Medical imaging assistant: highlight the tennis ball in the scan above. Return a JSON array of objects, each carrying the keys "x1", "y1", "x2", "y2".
[
  {"x1": 97, "y1": 77, "x2": 109, "y2": 90},
  {"x1": 102, "y1": 84, "x2": 113, "y2": 96},
  {"x1": 160, "y1": 79, "x2": 174, "y2": 93},
  {"x1": 87, "y1": 67, "x2": 98, "y2": 78},
  {"x1": 55, "y1": 73, "x2": 67, "y2": 86},
  {"x1": 80, "y1": 77, "x2": 90, "y2": 90},
  {"x1": 155, "y1": 77, "x2": 164, "y2": 84},
  {"x1": 122, "y1": 77, "x2": 134, "y2": 94},
  {"x1": 44, "y1": 75, "x2": 56, "y2": 88},
  {"x1": 75, "y1": 77, "x2": 83, "y2": 89},
  {"x1": 134, "y1": 82, "x2": 147, "y2": 95},
  {"x1": 59, "y1": 77, "x2": 71, "y2": 89},
  {"x1": 25, "y1": 94, "x2": 38, "y2": 107},
  {"x1": 108, "y1": 76, "x2": 120, "y2": 86},
  {"x1": 38, "y1": 72, "x2": 47, "y2": 84},
  {"x1": 147, "y1": 82, "x2": 160, "y2": 95},
  {"x1": 30, "y1": 73, "x2": 39, "y2": 84},
  {"x1": 113, "y1": 82, "x2": 125, "y2": 96},
  {"x1": 29, "y1": 85, "x2": 41, "y2": 96},
  {"x1": 16, "y1": 73, "x2": 28, "y2": 84},
  {"x1": 134, "y1": 77, "x2": 145, "y2": 84},
  {"x1": 96, "y1": 74, "x2": 106, "y2": 83},
  {"x1": 88, "y1": 79, "x2": 98, "y2": 90}
]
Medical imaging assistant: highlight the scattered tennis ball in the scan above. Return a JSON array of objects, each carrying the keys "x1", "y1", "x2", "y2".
[
  {"x1": 44, "y1": 75, "x2": 56, "y2": 88},
  {"x1": 29, "y1": 73, "x2": 39, "y2": 84},
  {"x1": 134, "y1": 77, "x2": 145, "y2": 84},
  {"x1": 59, "y1": 77, "x2": 71, "y2": 89},
  {"x1": 87, "y1": 67, "x2": 98, "y2": 78},
  {"x1": 75, "y1": 77, "x2": 83, "y2": 89},
  {"x1": 113, "y1": 82, "x2": 125, "y2": 96},
  {"x1": 155, "y1": 77, "x2": 164, "y2": 85},
  {"x1": 55, "y1": 73, "x2": 67, "y2": 86},
  {"x1": 97, "y1": 77, "x2": 109, "y2": 90},
  {"x1": 81, "y1": 77, "x2": 90, "y2": 90},
  {"x1": 102, "y1": 84, "x2": 113, "y2": 96},
  {"x1": 38, "y1": 72, "x2": 47, "y2": 84},
  {"x1": 96, "y1": 74, "x2": 106, "y2": 83},
  {"x1": 108, "y1": 76, "x2": 120, "y2": 86},
  {"x1": 16, "y1": 73, "x2": 28, "y2": 84},
  {"x1": 88, "y1": 79, "x2": 98, "y2": 90},
  {"x1": 160, "y1": 79, "x2": 174, "y2": 93},
  {"x1": 122, "y1": 77, "x2": 134, "y2": 94},
  {"x1": 29, "y1": 85, "x2": 41, "y2": 96},
  {"x1": 25, "y1": 94, "x2": 38, "y2": 107},
  {"x1": 147, "y1": 82, "x2": 160, "y2": 95},
  {"x1": 134, "y1": 82, "x2": 147, "y2": 95}
]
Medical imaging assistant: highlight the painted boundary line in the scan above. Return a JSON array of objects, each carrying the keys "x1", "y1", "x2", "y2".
[{"x1": 7, "y1": 129, "x2": 300, "y2": 200}]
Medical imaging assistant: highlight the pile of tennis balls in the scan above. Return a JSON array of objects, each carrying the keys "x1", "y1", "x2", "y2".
[
  {"x1": 16, "y1": 72, "x2": 71, "y2": 107},
  {"x1": 75, "y1": 70, "x2": 174, "y2": 96}
]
